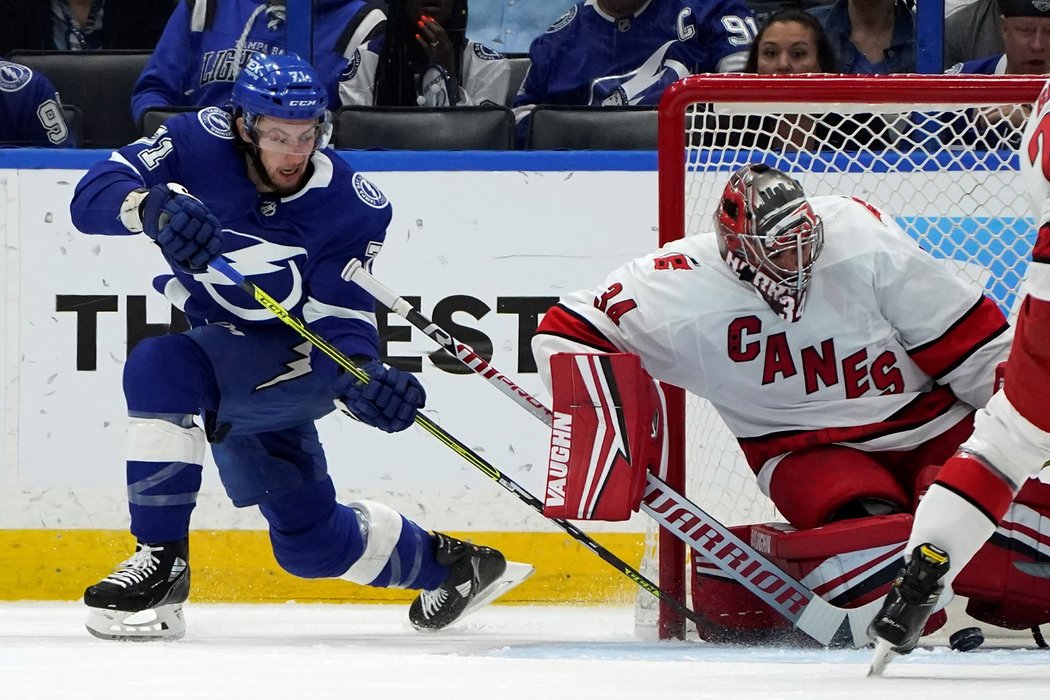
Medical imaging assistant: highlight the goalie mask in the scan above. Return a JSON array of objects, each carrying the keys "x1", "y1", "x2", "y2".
[{"x1": 714, "y1": 164, "x2": 824, "y2": 322}]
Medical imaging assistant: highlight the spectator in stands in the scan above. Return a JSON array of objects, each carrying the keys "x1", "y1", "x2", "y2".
[
  {"x1": 944, "y1": 0, "x2": 1050, "y2": 141},
  {"x1": 947, "y1": 0, "x2": 1050, "y2": 75},
  {"x1": 339, "y1": 0, "x2": 511, "y2": 106},
  {"x1": 734, "y1": 9, "x2": 838, "y2": 151},
  {"x1": 131, "y1": 0, "x2": 385, "y2": 125},
  {"x1": 944, "y1": 0, "x2": 1003, "y2": 67},
  {"x1": 0, "y1": 0, "x2": 177, "y2": 55},
  {"x1": 810, "y1": 0, "x2": 916, "y2": 74},
  {"x1": 513, "y1": 0, "x2": 756, "y2": 132},
  {"x1": 466, "y1": 0, "x2": 577, "y2": 54},
  {"x1": 743, "y1": 8, "x2": 836, "y2": 73},
  {"x1": 0, "y1": 60, "x2": 75, "y2": 147}
]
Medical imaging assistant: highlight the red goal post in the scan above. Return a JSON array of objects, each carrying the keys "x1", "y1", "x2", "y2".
[{"x1": 648, "y1": 74, "x2": 1047, "y2": 640}]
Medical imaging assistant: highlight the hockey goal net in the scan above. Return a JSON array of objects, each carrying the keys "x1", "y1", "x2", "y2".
[{"x1": 641, "y1": 74, "x2": 1044, "y2": 640}]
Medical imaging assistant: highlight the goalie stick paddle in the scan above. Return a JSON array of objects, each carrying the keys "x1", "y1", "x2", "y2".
[
  {"x1": 206, "y1": 257, "x2": 702, "y2": 629},
  {"x1": 342, "y1": 258, "x2": 881, "y2": 649}
]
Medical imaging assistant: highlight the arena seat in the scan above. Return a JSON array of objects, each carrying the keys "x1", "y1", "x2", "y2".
[
  {"x1": 61, "y1": 105, "x2": 82, "y2": 146},
  {"x1": 7, "y1": 50, "x2": 151, "y2": 149},
  {"x1": 504, "y1": 56, "x2": 531, "y2": 105},
  {"x1": 139, "y1": 107, "x2": 200, "y2": 138},
  {"x1": 526, "y1": 106, "x2": 657, "y2": 150},
  {"x1": 333, "y1": 106, "x2": 515, "y2": 150}
]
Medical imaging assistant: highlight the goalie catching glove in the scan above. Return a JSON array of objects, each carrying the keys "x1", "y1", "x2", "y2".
[
  {"x1": 121, "y1": 182, "x2": 224, "y2": 274},
  {"x1": 544, "y1": 353, "x2": 665, "y2": 521},
  {"x1": 337, "y1": 359, "x2": 426, "y2": 433}
]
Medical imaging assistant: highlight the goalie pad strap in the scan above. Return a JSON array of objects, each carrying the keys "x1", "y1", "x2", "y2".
[{"x1": 544, "y1": 353, "x2": 664, "y2": 521}]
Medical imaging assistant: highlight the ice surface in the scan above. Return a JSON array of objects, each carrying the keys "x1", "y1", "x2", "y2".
[{"x1": 0, "y1": 602, "x2": 1047, "y2": 699}]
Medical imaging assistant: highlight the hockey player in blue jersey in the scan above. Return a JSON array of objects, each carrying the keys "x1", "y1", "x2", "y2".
[
  {"x1": 131, "y1": 0, "x2": 387, "y2": 124},
  {"x1": 71, "y1": 51, "x2": 530, "y2": 641},
  {"x1": 0, "y1": 61, "x2": 75, "y2": 147},
  {"x1": 514, "y1": 0, "x2": 756, "y2": 113}
]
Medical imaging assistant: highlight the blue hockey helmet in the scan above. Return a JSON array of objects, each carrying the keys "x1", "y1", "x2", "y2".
[
  {"x1": 233, "y1": 52, "x2": 327, "y2": 120},
  {"x1": 232, "y1": 52, "x2": 331, "y2": 153}
]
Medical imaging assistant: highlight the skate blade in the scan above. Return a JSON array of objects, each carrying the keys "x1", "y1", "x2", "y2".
[
  {"x1": 459, "y1": 560, "x2": 535, "y2": 622},
  {"x1": 867, "y1": 638, "x2": 899, "y2": 677},
  {"x1": 85, "y1": 604, "x2": 186, "y2": 642}
]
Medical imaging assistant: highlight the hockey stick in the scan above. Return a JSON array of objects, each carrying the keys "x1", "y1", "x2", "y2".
[
  {"x1": 342, "y1": 258, "x2": 882, "y2": 648},
  {"x1": 206, "y1": 257, "x2": 703, "y2": 629}
]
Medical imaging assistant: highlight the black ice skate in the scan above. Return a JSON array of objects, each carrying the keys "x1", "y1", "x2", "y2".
[
  {"x1": 868, "y1": 543, "x2": 950, "y2": 675},
  {"x1": 409, "y1": 533, "x2": 533, "y2": 631},
  {"x1": 84, "y1": 539, "x2": 190, "y2": 641}
]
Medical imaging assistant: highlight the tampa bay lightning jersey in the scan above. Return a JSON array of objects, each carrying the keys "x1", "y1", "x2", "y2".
[
  {"x1": 132, "y1": 0, "x2": 385, "y2": 122},
  {"x1": 515, "y1": 0, "x2": 756, "y2": 108},
  {"x1": 70, "y1": 108, "x2": 390, "y2": 362},
  {"x1": 0, "y1": 61, "x2": 75, "y2": 147},
  {"x1": 946, "y1": 54, "x2": 1004, "y2": 75}
]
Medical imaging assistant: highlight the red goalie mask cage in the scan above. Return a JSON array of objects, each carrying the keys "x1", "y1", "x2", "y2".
[{"x1": 645, "y1": 74, "x2": 1046, "y2": 640}]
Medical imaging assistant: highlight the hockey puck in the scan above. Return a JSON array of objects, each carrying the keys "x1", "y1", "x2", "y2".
[{"x1": 949, "y1": 626, "x2": 985, "y2": 652}]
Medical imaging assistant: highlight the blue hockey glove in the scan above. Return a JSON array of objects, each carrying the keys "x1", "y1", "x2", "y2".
[
  {"x1": 338, "y1": 360, "x2": 426, "y2": 433},
  {"x1": 140, "y1": 183, "x2": 223, "y2": 274}
]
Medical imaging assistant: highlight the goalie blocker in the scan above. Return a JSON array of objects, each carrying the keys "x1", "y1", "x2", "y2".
[{"x1": 544, "y1": 354, "x2": 665, "y2": 520}]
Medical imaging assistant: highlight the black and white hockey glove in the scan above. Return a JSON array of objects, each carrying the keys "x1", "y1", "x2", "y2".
[{"x1": 128, "y1": 183, "x2": 224, "y2": 274}]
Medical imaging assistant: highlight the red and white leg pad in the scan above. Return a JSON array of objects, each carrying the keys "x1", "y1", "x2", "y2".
[
  {"x1": 954, "y1": 478, "x2": 1050, "y2": 630},
  {"x1": 689, "y1": 515, "x2": 949, "y2": 645},
  {"x1": 544, "y1": 353, "x2": 665, "y2": 520}
]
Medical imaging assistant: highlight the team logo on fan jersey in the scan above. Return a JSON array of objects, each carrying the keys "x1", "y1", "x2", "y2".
[
  {"x1": 601, "y1": 86, "x2": 628, "y2": 106},
  {"x1": 472, "y1": 43, "x2": 504, "y2": 61},
  {"x1": 197, "y1": 106, "x2": 234, "y2": 139},
  {"x1": 0, "y1": 61, "x2": 32, "y2": 92},
  {"x1": 353, "y1": 173, "x2": 387, "y2": 209},
  {"x1": 341, "y1": 50, "x2": 361, "y2": 82},
  {"x1": 547, "y1": 7, "x2": 576, "y2": 33}
]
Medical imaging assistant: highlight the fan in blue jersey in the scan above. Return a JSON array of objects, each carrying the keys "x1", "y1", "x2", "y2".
[
  {"x1": 0, "y1": 61, "x2": 75, "y2": 147},
  {"x1": 938, "y1": 1, "x2": 1050, "y2": 150},
  {"x1": 71, "y1": 52, "x2": 531, "y2": 642},
  {"x1": 945, "y1": 0, "x2": 1050, "y2": 76},
  {"x1": 131, "y1": 0, "x2": 387, "y2": 124},
  {"x1": 514, "y1": 0, "x2": 756, "y2": 113}
]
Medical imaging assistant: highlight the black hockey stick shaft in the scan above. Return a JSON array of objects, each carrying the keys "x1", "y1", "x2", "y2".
[
  {"x1": 342, "y1": 259, "x2": 882, "y2": 648},
  {"x1": 208, "y1": 257, "x2": 703, "y2": 627}
]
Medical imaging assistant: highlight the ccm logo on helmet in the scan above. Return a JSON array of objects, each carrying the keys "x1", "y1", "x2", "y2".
[{"x1": 288, "y1": 100, "x2": 319, "y2": 107}]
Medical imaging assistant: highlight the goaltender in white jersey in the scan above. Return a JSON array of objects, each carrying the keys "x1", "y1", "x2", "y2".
[
  {"x1": 533, "y1": 164, "x2": 1050, "y2": 650},
  {"x1": 533, "y1": 169, "x2": 1010, "y2": 510}
]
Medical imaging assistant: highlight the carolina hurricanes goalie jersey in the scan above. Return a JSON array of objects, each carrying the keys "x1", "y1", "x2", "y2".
[{"x1": 532, "y1": 195, "x2": 1012, "y2": 493}]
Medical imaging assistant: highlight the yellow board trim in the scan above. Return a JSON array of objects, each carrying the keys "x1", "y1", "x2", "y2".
[{"x1": 0, "y1": 530, "x2": 645, "y2": 604}]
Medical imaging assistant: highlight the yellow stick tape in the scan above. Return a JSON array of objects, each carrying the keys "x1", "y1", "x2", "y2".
[{"x1": 0, "y1": 530, "x2": 645, "y2": 604}]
